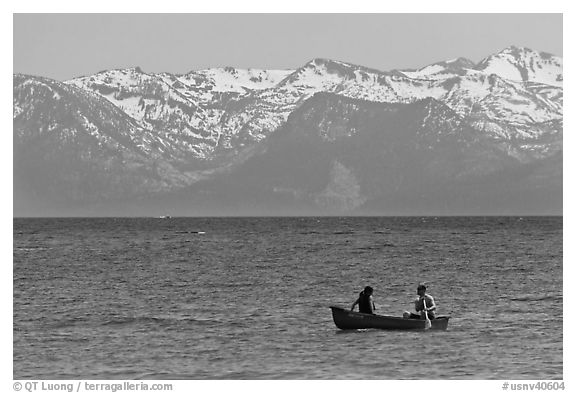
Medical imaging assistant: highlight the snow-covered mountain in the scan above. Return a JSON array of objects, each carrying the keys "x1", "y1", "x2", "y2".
[
  {"x1": 475, "y1": 46, "x2": 562, "y2": 87},
  {"x1": 13, "y1": 74, "x2": 205, "y2": 202},
  {"x1": 64, "y1": 46, "x2": 562, "y2": 159},
  {"x1": 192, "y1": 92, "x2": 559, "y2": 215},
  {"x1": 14, "y1": 46, "x2": 563, "y2": 215}
]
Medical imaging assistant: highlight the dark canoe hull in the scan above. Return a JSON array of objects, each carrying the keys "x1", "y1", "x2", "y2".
[{"x1": 330, "y1": 306, "x2": 450, "y2": 331}]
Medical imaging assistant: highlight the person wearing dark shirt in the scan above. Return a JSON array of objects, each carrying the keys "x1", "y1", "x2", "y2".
[{"x1": 351, "y1": 286, "x2": 376, "y2": 314}]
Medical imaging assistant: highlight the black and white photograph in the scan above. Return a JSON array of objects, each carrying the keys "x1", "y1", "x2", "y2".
[{"x1": 10, "y1": 8, "x2": 567, "y2": 386}]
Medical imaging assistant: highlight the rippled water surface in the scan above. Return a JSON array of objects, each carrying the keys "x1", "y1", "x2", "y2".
[{"x1": 13, "y1": 217, "x2": 562, "y2": 379}]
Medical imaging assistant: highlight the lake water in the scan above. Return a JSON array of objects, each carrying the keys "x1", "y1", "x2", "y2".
[{"x1": 13, "y1": 216, "x2": 562, "y2": 379}]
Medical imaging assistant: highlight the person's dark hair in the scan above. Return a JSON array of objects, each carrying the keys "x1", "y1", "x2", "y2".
[
  {"x1": 417, "y1": 284, "x2": 427, "y2": 291},
  {"x1": 363, "y1": 286, "x2": 374, "y2": 295}
]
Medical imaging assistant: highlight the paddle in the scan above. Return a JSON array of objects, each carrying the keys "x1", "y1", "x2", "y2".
[{"x1": 422, "y1": 297, "x2": 432, "y2": 330}]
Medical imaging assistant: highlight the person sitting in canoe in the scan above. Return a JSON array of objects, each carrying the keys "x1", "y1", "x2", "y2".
[
  {"x1": 351, "y1": 286, "x2": 376, "y2": 314},
  {"x1": 405, "y1": 284, "x2": 436, "y2": 320}
]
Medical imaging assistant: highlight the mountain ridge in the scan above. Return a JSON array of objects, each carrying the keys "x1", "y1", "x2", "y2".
[{"x1": 13, "y1": 46, "x2": 563, "y2": 216}]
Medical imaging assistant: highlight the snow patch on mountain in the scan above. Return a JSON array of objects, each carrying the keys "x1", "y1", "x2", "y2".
[{"x1": 194, "y1": 68, "x2": 293, "y2": 93}]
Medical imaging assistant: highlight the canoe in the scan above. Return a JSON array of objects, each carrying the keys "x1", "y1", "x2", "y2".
[{"x1": 330, "y1": 306, "x2": 450, "y2": 331}]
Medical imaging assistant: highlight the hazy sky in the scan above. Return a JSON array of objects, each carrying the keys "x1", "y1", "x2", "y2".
[{"x1": 13, "y1": 13, "x2": 562, "y2": 81}]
